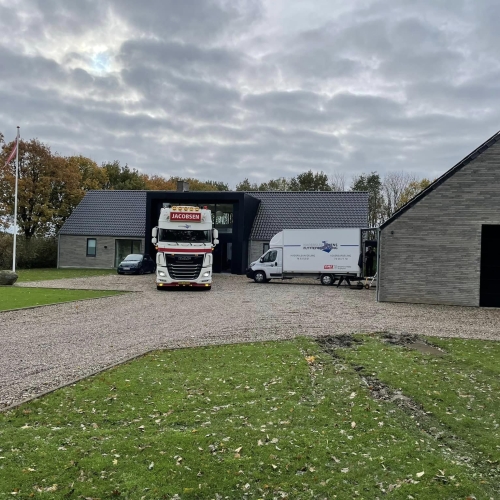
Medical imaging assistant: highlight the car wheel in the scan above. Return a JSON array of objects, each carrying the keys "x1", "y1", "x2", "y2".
[
  {"x1": 320, "y1": 274, "x2": 334, "y2": 286},
  {"x1": 254, "y1": 271, "x2": 267, "y2": 283}
]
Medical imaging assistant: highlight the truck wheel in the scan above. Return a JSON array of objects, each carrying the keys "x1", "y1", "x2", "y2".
[
  {"x1": 254, "y1": 271, "x2": 267, "y2": 283},
  {"x1": 320, "y1": 274, "x2": 334, "y2": 286}
]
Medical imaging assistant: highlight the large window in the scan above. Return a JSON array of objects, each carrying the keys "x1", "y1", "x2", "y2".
[
  {"x1": 159, "y1": 228, "x2": 211, "y2": 243},
  {"x1": 205, "y1": 203, "x2": 234, "y2": 233},
  {"x1": 86, "y1": 238, "x2": 96, "y2": 257},
  {"x1": 115, "y1": 239, "x2": 142, "y2": 267}
]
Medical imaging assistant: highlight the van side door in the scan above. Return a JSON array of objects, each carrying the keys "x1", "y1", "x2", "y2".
[{"x1": 270, "y1": 248, "x2": 283, "y2": 276}]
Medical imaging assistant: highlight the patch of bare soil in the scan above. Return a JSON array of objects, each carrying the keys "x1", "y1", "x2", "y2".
[
  {"x1": 315, "y1": 334, "x2": 363, "y2": 351},
  {"x1": 382, "y1": 333, "x2": 446, "y2": 356}
]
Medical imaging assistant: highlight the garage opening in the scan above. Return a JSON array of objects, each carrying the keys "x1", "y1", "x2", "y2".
[{"x1": 480, "y1": 225, "x2": 500, "y2": 307}]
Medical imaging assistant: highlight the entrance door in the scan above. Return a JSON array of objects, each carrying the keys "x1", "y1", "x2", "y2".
[{"x1": 480, "y1": 225, "x2": 500, "y2": 307}]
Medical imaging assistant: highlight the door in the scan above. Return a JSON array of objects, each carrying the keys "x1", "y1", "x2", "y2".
[
  {"x1": 480, "y1": 225, "x2": 500, "y2": 307},
  {"x1": 261, "y1": 249, "x2": 282, "y2": 276}
]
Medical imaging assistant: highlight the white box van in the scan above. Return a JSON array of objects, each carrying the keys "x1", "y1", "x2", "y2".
[{"x1": 246, "y1": 228, "x2": 362, "y2": 285}]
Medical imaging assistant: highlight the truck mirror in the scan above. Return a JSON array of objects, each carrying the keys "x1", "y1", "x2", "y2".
[
  {"x1": 213, "y1": 229, "x2": 219, "y2": 239},
  {"x1": 152, "y1": 237, "x2": 157, "y2": 244},
  {"x1": 152, "y1": 227, "x2": 158, "y2": 238},
  {"x1": 213, "y1": 238, "x2": 219, "y2": 245}
]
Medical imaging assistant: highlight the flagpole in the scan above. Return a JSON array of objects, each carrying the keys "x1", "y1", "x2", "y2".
[{"x1": 12, "y1": 126, "x2": 20, "y2": 273}]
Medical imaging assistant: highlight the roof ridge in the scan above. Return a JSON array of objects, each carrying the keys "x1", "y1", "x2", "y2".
[{"x1": 380, "y1": 129, "x2": 500, "y2": 229}]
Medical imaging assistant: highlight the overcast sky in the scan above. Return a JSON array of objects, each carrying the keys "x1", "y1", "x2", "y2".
[{"x1": 1, "y1": 0, "x2": 499, "y2": 188}]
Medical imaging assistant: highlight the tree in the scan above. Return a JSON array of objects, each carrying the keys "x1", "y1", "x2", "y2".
[
  {"x1": 0, "y1": 137, "x2": 84, "y2": 239},
  {"x1": 381, "y1": 171, "x2": 418, "y2": 220},
  {"x1": 351, "y1": 172, "x2": 383, "y2": 228},
  {"x1": 289, "y1": 170, "x2": 331, "y2": 191},
  {"x1": 67, "y1": 155, "x2": 108, "y2": 191},
  {"x1": 398, "y1": 178, "x2": 432, "y2": 208},
  {"x1": 330, "y1": 172, "x2": 347, "y2": 191},
  {"x1": 235, "y1": 178, "x2": 259, "y2": 191},
  {"x1": 102, "y1": 161, "x2": 147, "y2": 190}
]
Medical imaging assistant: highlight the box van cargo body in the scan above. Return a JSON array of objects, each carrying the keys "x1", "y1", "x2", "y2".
[{"x1": 246, "y1": 228, "x2": 362, "y2": 285}]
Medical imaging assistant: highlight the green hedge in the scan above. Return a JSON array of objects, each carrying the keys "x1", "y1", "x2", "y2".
[{"x1": 0, "y1": 234, "x2": 57, "y2": 269}]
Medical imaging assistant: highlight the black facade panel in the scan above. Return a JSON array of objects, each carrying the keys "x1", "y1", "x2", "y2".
[{"x1": 145, "y1": 191, "x2": 260, "y2": 275}]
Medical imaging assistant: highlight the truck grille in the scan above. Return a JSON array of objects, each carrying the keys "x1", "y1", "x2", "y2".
[{"x1": 166, "y1": 254, "x2": 204, "y2": 280}]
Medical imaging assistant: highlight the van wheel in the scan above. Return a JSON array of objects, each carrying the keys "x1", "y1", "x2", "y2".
[
  {"x1": 254, "y1": 271, "x2": 267, "y2": 283},
  {"x1": 320, "y1": 274, "x2": 334, "y2": 286}
]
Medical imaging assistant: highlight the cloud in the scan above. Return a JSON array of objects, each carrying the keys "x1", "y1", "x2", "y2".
[{"x1": 0, "y1": 0, "x2": 499, "y2": 188}]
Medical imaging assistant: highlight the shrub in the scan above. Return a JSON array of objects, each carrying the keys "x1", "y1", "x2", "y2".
[{"x1": 0, "y1": 234, "x2": 57, "y2": 269}]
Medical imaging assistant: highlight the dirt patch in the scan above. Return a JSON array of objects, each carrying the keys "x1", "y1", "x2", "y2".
[
  {"x1": 382, "y1": 333, "x2": 446, "y2": 356},
  {"x1": 316, "y1": 334, "x2": 362, "y2": 352},
  {"x1": 361, "y1": 375, "x2": 428, "y2": 419}
]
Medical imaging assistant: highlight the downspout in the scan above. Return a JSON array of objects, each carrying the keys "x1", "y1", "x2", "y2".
[
  {"x1": 57, "y1": 233, "x2": 60, "y2": 269},
  {"x1": 376, "y1": 227, "x2": 381, "y2": 302}
]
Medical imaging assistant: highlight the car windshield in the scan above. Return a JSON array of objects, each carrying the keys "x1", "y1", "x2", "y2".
[
  {"x1": 159, "y1": 229, "x2": 211, "y2": 243},
  {"x1": 123, "y1": 254, "x2": 142, "y2": 262}
]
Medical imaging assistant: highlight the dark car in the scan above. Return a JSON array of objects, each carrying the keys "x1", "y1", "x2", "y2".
[{"x1": 117, "y1": 254, "x2": 156, "y2": 275}]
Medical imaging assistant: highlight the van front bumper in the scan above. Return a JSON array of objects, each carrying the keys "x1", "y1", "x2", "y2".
[{"x1": 245, "y1": 268, "x2": 255, "y2": 279}]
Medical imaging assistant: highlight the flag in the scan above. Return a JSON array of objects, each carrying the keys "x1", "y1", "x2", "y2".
[{"x1": 4, "y1": 138, "x2": 18, "y2": 166}]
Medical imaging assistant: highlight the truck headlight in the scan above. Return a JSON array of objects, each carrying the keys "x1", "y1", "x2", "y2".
[
  {"x1": 202, "y1": 271, "x2": 210, "y2": 277},
  {"x1": 158, "y1": 271, "x2": 166, "y2": 277}
]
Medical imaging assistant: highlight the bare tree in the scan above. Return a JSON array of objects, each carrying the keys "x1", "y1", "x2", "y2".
[
  {"x1": 381, "y1": 171, "x2": 418, "y2": 220},
  {"x1": 330, "y1": 172, "x2": 347, "y2": 191}
]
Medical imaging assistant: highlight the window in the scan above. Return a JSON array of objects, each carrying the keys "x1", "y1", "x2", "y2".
[
  {"x1": 86, "y1": 238, "x2": 97, "y2": 257},
  {"x1": 261, "y1": 250, "x2": 277, "y2": 263},
  {"x1": 263, "y1": 243, "x2": 270, "y2": 254}
]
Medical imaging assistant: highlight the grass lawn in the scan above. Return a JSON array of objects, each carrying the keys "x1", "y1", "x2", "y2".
[
  {"x1": 1, "y1": 336, "x2": 498, "y2": 499},
  {"x1": 15, "y1": 268, "x2": 116, "y2": 282},
  {"x1": 0, "y1": 287, "x2": 122, "y2": 311}
]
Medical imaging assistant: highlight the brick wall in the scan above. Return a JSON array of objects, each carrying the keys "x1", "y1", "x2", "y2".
[
  {"x1": 58, "y1": 235, "x2": 145, "y2": 269},
  {"x1": 379, "y1": 140, "x2": 500, "y2": 306},
  {"x1": 249, "y1": 240, "x2": 269, "y2": 265}
]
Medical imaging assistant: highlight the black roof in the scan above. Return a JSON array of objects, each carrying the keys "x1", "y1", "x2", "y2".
[
  {"x1": 247, "y1": 191, "x2": 369, "y2": 240},
  {"x1": 60, "y1": 190, "x2": 147, "y2": 237},
  {"x1": 60, "y1": 189, "x2": 369, "y2": 240},
  {"x1": 381, "y1": 130, "x2": 500, "y2": 229}
]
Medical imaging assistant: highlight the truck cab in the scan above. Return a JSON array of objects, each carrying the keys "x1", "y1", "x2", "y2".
[{"x1": 152, "y1": 205, "x2": 219, "y2": 290}]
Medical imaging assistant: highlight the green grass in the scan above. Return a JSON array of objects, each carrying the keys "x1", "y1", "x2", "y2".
[
  {"x1": 1, "y1": 337, "x2": 498, "y2": 499},
  {"x1": 0, "y1": 287, "x2": 122, "y2": 311},
  {"x1": 15, "y1": 268, "x2": 116, "y2": 282}
]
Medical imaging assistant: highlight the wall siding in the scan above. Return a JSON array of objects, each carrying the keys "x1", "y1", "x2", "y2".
[
  {"x1": 59, "y1": 235, "x2": 145, "y2": 269},
  {"x1": 379, "y1": 140, "x2": 500, "y2": 306},
  {"x1": 249, "y1": 240, "x2": 269, "y2": 265}
]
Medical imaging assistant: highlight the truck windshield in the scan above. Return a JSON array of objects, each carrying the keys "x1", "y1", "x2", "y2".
[{"x1": 159, "y1": 228, "x2": 211, "y2": 243}]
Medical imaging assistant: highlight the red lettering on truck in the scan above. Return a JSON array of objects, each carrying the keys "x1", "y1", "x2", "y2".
[
  {"x1": 170, "y1": 212, "x2": 201, "y2": 222},
  {"x1": 324, "y1": 264, "x2": 334, "y2": 269}
]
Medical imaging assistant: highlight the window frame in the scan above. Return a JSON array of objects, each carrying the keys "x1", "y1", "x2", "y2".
[{"x1": 86, "y1": 238, "x2": 97, "y2": 257}]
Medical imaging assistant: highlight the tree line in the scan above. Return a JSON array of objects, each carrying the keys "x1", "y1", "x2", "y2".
[{"x1": 1, "y1": 133, "x2": 431, "y2": 241}]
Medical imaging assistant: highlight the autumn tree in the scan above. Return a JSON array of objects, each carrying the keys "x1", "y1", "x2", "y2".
[
  {"x1": 398, "y1": 178, "x2": 432, "y2": 208},
  {"x1": 67, "y1": 155, "x2": 108, "y2": 191},
  {"x1": 330, "y1": 172, "x2": 347, "y2": 191},
  {"x1": 0, "y1": 137, "x2": 83, "y2": 239}
]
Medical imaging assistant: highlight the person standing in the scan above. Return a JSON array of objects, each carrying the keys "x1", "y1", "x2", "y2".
[{"x1": 365, "y1": 246, "x2": 375, "y2": 277}]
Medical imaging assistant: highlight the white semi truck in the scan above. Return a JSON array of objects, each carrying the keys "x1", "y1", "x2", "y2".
[
  {"x1": 152, "y1": 205, "x2": 219, "y2": 290},
  {"x1": 246, "y1": 228, "x2": 362, "y2": 286}
]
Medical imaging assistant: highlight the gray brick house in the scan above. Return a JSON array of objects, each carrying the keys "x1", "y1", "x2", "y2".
[
  {"x1": 58, "y1": 189, "x2": 368, "y2": 273},
  {"x1": 58, "y1": 191, "x2": 147, "y2": 269},
  {"x1": 378, "y1": 130, "x2": 500, "y2": 307}
]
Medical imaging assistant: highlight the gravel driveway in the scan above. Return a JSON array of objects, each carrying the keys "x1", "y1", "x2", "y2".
[{"x1": 2, "y1": 274, "x2": 499, "y2": 409}]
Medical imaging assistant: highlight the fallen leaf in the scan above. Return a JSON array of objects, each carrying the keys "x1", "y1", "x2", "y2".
[
  {"x1": 416, "y1": 471, "x2": 425, "y2": 478},
  {"x1": 351, "y1": 422, "x2": 356, "y2": 429},
  {"x1": 148, "y1": 462, "x2": 154, "y2": 470}
]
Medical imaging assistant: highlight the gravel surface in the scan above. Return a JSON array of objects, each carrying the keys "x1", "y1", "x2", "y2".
[{"x1": 2, "y1": 274, "x2": 499, "y2": 409}]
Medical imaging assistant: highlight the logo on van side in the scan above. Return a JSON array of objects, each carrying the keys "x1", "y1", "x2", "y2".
[{"x1": 303, "y1": 241, "x2": 338, "y2": 253}]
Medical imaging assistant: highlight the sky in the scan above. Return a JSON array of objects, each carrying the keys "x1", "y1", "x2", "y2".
[{"x1": 1, "y1": 0, "x2": 500, "y2": 189}]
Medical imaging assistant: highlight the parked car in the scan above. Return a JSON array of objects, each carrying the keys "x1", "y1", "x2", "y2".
[{"x1": 117, "y1": 254, "x2": 156, "y2": 275}]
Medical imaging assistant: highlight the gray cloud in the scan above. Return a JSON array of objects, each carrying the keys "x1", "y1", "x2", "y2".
[{"x1": 1, "y1": 0, "x2": 500, "y2": 187}]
